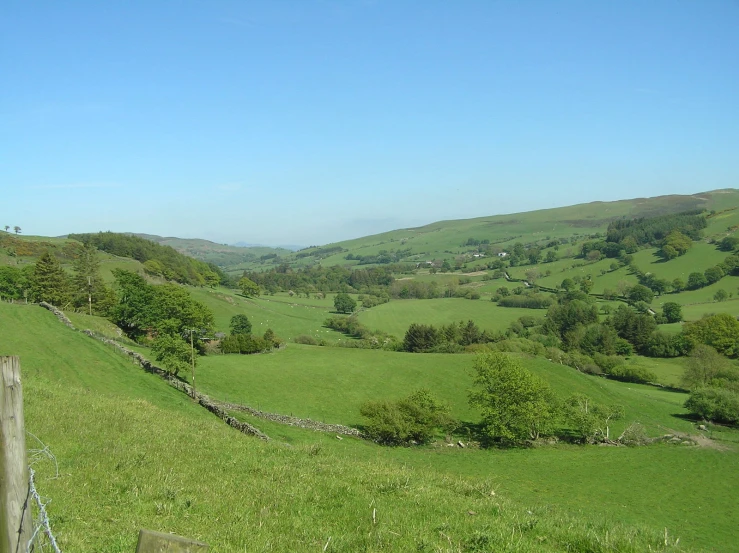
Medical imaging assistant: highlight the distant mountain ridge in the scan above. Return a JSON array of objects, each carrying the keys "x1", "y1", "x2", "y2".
[
  {"x1": 129, "y1": 234, "x2": 292, "y2": 267},
  {"x1": 232, "y1": 241, "x2": 303, "y2": 251}
]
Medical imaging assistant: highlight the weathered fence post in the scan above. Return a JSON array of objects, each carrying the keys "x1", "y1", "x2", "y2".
[{"x1": 0, "y1": 356, "x2": 31, "y2": 553}]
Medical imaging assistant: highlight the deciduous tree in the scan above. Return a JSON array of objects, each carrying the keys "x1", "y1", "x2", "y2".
[
  {"x1": 334, "y1": 292, "x2": 356, "y2": 314},
  {"x1": 468, "y1": 352, "x2": 557, "y2": 444}
]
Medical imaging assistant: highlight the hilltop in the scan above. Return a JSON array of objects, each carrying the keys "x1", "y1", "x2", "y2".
[{"x1": 229, "y1": 189, "x2": 739, "y2": 272}]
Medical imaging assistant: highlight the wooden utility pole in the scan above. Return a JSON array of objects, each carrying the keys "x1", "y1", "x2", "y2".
[{"x1": 1, "y1": 356, "x2": 31, "y2": 553}]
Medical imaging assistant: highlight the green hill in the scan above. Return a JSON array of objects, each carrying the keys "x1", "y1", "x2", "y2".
[
  {"x1": 2, "y1": 301, "x2": 712, "y2": 552},
  {"x1": 133, "y1": 233, "x2": 291, "y2": 268},
  {"x1": 273, "y1": 189, "x2": 739, "y2": 269}
]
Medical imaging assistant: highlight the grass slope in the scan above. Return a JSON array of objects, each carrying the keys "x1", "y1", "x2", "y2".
[{"x1": 2, "y1": 302, "x2": 691, "y2": 552}]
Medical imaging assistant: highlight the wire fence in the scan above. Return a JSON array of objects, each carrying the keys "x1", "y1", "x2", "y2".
[{"x1": 26, "y1": 432, "x2": 62, "y2": 553}]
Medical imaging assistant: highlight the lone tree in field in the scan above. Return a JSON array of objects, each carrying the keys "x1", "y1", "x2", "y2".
[
  {"x1": 238, "y1": 276, "x2": 261, "y2": 297},
  {"x1": 3, "y1": 225, "x2": 8, "y2": 232},
  {"x1": 468, "y1": 352, "x2": 557, "y2": 444},
  {"x1": 334, "y1": 292, "x2": 357, "y2": 314},
  {"x1": 13, "y1": 226, "x2": 21, "y2": 234}
]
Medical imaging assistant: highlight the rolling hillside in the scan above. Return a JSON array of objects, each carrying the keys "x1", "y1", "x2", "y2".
[{"x1": 2, "y1": 301, "x2": 713, "y2": 552}]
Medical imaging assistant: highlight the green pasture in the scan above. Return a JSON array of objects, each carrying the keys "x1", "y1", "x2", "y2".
[
  {"x1": 196, "y1": 344, "x2": 695, "y2": 437},
  {"x1": 679, "y1": 298, "x2": 739, "y2": 321},
  {"x1": 4, "y1": 301, "x2": 710, "y2": 552},
  {"x1": 188, "y1": 287, "x2": 348, "y2": 340},
  {"x1": 4, "y1": 299, "x2": 739, "y2": 551},
  {"x1": 356, "y1": 297, "x2": 537, "y2": 337},
  {"x1": 632, "y1": 242, "x2": 729, "y2": 281}
]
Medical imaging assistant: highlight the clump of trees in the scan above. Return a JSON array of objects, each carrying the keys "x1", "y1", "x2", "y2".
[
  {"x1": 220, "y1": 314, "x2": 281, "y2": 354},
  {"x1": 109, "y1": 269, "x2": 214, "y2": 348},
  {"x1": 1, "y1": 246, "x2": 116, "y2": 314},
  {"x1": 402, "y1": 320, "x2": 498, "y2": 353}
]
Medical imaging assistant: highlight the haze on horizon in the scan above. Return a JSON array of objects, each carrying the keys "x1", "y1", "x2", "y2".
[{"x1": 2, "y1": 1, "x2": 738, "y2": 247}]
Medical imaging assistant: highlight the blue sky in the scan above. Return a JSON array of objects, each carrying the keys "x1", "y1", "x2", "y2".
[{"x1": 2, "y1": 1, "x2": 738, "y2": 247}]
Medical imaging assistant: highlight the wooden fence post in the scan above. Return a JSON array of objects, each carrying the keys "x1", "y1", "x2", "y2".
[{"x1": 1, "y1": 356, "x2": 31, "y2": 553}]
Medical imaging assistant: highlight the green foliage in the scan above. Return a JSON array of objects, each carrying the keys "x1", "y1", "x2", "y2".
[
  {"x1": 627, "y1": 284, "x2": 654, "y2": 304},
  {"x1": 238, "y1": 276, "x2": 261, "y2": 297},
  {"x1": 713, "y1": 288, "x2": 729, "y2": 302},
  {"x1": 71, "y1": 243, "x2": 115, "y2": 315},
  {"x1": 229, "y1": 314, "x2": 252, "y2": 335},
  {"x1": 564, "y1": 394, "x2": 625, "y2": 443},
  {"x1": 220, "y1": 333, "x2": 272, "y2": 354},
  {"x1": 606, "y1": 363, "x2": 658, "y2": 384},
  {"x1": 606, "y1": 210, "x2": 706, "y2": 247},
  {"x1": 683, "y1": 313, "x2": 739, "y2": 357},
  {"x1": 662, "y1": 302, "x2": 682, "y2": 323},
  {"x1": 402, "y1": 323, "x2": 442, "y2": 352},
  {"x1": 31, "y1": 251, "x2": 72, "y2": 306},
  {"x1": 0, "y1": 265, "x2": 32, "y2": 300},
  {"x1": 684, "y1": 388, "x2": 739, "y2": 424},
  {"x1": 681, "y1": 345, "x2": 735, "y2": 390},
  {"x1": 69, "y1": 231, "x2": 216, "y2": 286},
  {"x1": 360, "y1": 389, "x2": 455, "y2": 445},
  {"x1": 151, "y1": 333, "x2": 192, "y2": 376},
  {"x1": 334, "y1": 292, "x2": 357, "y2": 314},
  {"x1": 544, "y1": 299, "x2": 599, "y2": 350},
  {"x1": 642, "y1": 331, "x2": 691, "y2": 359},
  {"x1": 686, "y1": 271, "x2": 708, "y2": 290},
  {"x1": 608, "y1": 305, "x2": 657, "y2": 353},
  {"x1": 704, "y1": 265, "x2": 724, "y2": 285},
  {"x1": 469, "y1": 352, "x2": 558, "y2": 443},
  {"x1": 109, "y1": 269, "x2": 214, "y2": 344},
  {"x1": 717, "y1": 235, "x2": 739, "y2": 252},
  {"x1": 659, "y1": 230, "x2": 693, "y2": 259}
]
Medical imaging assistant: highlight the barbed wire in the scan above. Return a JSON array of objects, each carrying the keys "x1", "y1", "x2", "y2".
[{"x1": 26, "y1": 432, "x2": 62, "y2": 553}]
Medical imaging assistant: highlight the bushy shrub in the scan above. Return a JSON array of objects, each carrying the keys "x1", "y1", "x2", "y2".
[
  {"x1": 684, "y1": 388, "x2": 739, "y2": 424},
  {"x1": 220, "y1": 333, "x2": 273, "y2": 354},
  {"x1": 606, "y1": 364, "x2": 657, "y2": 384},
  {"x1": 293, "y1": 334, "x2": 325, "y2": 346},
  {"x1": 360, "y1": 390, "x2": 456, "y2": 445}
]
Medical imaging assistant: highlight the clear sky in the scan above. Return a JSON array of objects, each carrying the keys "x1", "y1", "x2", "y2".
[{"x1": 2, "y1": 1, "x2": 738, "y2": 247}]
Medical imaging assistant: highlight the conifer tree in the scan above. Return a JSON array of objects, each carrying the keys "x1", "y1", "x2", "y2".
[
  {"x1": 32, "y1": 251, "x2": 72, "y2": 306},
  {"x1": 72, "y1": 243, "x2": 114, "y2": 314}
]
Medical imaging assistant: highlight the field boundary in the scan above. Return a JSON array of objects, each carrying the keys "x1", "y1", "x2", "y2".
[
  {"x1": 38, "y1": 302, "x2": 270, "y2": 441},
  {"x1": 214, "y1": 400, "x2": 363, "y2": 437}
]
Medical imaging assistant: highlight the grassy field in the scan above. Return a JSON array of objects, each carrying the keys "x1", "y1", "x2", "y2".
[
  {"x1": 356, "y1": 298, "x2": 540, "y2": 337},
  {"x1": 188, "y1": 287, "x2": 350, "y2": 341},
  {"x1": 4, "y1": 301, "x2": 713, "y2": 552},
  {"x1": 196, "y1": 345, "x2": 697, "y2": 436}
]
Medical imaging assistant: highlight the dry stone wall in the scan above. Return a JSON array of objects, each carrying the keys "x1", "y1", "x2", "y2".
[
  {"x1": 216, "y1": 401, "x2": 363, "y2": 438},
  {"x1": 39, "y1": 302, "x2": 269, "y2": 441}
]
